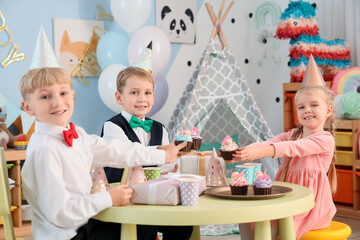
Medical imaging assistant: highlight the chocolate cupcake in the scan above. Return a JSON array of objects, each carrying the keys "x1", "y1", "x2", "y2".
[
  {"x1": 219, "y1": 136, "x2": 238, "y2": 161},
  {"x1": 230, "y1": 171, "x2": 248, "y2": 195},
  {"x1": 175, "y1": 131, "x2": 193, "y2": 152}
]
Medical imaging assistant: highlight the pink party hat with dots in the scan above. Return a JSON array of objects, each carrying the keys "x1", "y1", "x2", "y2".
[
  {"x1": 30, "y1": 25, "x2": 60, "y2": 69},
  {"x1": 205, "y1": 148, "x2": 228, "y2": 186},
  {"x1": 90, "y1": 167, "x2": 110, "y2": 194},
  {"x1": 123, "y1": 166, "x2": 147, "y2": 185}
]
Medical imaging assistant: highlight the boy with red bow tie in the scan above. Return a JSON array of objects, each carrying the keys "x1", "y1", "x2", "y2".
[
  {"x1": 19, "y1": 67, "x2": 186, "y2": 240},
  {"x1": 102, "y1": 66, "x2": 192, "y2": 240}
]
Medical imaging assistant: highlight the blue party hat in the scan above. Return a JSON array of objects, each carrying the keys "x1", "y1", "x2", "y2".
[
  {"x1": 132, "y1": 41, "x2": 152, "y2": 73},
  {"x1": 30, "y1": 25, "x2": 60, "y2": 69}
]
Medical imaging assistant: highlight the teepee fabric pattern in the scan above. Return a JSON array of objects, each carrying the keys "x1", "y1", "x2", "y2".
[{"x1": 168, "y1": 39, "x2": 280, "y2": 179}]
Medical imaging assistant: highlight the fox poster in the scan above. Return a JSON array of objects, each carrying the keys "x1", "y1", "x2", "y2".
[{"x1": 53, "y1": 19, "x2": 104, "y2": 77}]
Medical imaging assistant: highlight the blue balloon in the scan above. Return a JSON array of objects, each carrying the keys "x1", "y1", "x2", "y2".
[
  {"x1": 146, "y1": 75, "x2": 169, "y2": 117},
  {"x1": 96, "y1": 31, "x2": 130, "y2": 70}
]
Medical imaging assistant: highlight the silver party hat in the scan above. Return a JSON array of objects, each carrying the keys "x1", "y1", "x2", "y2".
[
  {"x1": 30, "y1": 25, "x2": 60, "y2": 69},
  {"x1": 132, "y1": 41, "x2": 152, "y2": 73}
]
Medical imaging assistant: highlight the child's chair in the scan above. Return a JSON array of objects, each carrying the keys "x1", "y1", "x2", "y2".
[
  {"x1": 0, "y1": 147, "x2": 22, "y2": 240},
  {"x1": 300, "y1": 221, "x2": 352, "y2": 240}
]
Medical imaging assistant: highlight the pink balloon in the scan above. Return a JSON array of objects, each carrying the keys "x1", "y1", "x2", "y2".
[
  {"x1": 146, "y1": 74, "x2": 169, "y2": 117},
  {"x1": 128, "y1": 26, "x2": 171, "y2": 78}
]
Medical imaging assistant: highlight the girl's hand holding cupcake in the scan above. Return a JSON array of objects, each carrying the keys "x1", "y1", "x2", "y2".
[{"x1": 233, "y1": 145, "x2": 275, "y2": 162}]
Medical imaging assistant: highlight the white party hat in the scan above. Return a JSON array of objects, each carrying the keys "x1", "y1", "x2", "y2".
[
  {"x1": 30, "y1": 25, "x2": 60, "y2": 69},
  {"x1": 301, "y1": 54, "x2": 326, "y2": 88},
  {"x1": 132, "y1": 41, "x2": 152, "y2": 73},
  {"x1": 205, "y1": 148, "x2": 228, "y2": 186}
]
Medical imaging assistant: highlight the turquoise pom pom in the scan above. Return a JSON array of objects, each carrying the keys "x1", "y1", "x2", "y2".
[{"x1": 341, "y1": 92, "x2": 360, "y2": 119}]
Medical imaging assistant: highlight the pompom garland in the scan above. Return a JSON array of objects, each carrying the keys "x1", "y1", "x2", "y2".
[{"x1": 341, "y1": 92, "x2": 360, "y2": 120}]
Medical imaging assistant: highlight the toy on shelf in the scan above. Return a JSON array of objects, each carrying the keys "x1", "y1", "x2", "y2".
[{"x1": 275, "y1": 0, "x2": 351, "y2": 84}]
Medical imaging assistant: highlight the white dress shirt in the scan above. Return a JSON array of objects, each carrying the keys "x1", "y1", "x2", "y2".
[
  {"x1": 103, "y1": 110, "x2": 179, "y2": 172},
  {"x1": 21, "y1": 121, "x2": 165, "y2": 240}
]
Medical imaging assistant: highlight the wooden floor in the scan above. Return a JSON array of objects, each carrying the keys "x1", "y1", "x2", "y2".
[{"x1": 1, "y1": 215, "x2": 359, "y2": 240}]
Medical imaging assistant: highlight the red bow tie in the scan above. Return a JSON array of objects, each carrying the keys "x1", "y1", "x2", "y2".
[{"x1": 63, "y1": 122, "x2": 78, "y2": 147}]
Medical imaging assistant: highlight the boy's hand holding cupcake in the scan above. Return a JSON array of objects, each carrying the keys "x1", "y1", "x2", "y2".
[
  {"x1": 219, "y1": 136, "x2": 238, "y2": 162},
  {"x1": 175, "y1": 129, "x2": 193, "y2": 152}
]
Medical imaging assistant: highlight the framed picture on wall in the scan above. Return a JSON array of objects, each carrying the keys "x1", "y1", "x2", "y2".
[
  {"x1": 156, "y1": 0, "x2": 197, "y2": 44},
  {"x1": 53, "y1": 19, "x2": 104, "y2": 77}
]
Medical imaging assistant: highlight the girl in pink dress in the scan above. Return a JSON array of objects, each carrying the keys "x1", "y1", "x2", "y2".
[{"x1": 234, "y1": 84, "x2": 337, "y2": 239}]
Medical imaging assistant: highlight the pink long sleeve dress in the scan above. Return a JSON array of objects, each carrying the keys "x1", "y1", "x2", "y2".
[{"x1": 250, "y1": 129, "x2": 336, "y2": 239}]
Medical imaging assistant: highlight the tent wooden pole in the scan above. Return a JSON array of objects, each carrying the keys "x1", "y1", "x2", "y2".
[
  {"x1": 205, "y1": 3, "x2": 225, "y2": 48},
  {"x1": 219, "y1": 1, "x2": 235, "y2": 49},
  {"x1": 210, "y1": 0, "x2": 227, "y2": 39}
]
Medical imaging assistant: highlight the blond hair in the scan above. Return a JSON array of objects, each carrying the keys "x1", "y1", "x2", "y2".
[
  {"x1": 292, "y1": 86, "x2": 337, "y2": 194},
  {"x1": 116, "y1": 67, "x2": 154, "y2": 93},
  {"x1": 19, "y1": 67, "x2": 72, "y2": 100}
]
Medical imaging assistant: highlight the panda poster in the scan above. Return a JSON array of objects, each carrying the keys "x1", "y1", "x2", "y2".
[{"x1": 156, "y1": 0, "x2": 196, "y2": 44}]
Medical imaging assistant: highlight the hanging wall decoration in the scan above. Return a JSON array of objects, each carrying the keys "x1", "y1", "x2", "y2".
[
  {"x1": 53, "y1": 19, "x2": 104, "y2": 85},
  {"x1": 156, "y1": 0, "x2": 197, "y2": 44},
  {"x1": 70, "y1": 26, "x2": 106, "y2": 86},
  {"x1": 0, "y1": 11, "x2": 25, "y2": 68},
  {"x1": 275, "y1": 0, "x2": 351, "y2": 84},
  {"x1": 96, "y1": 4, "x2": 114, "y2": 22},
  {"x1": 254, "y1": 1, "x2": 281, "y2": 66}
]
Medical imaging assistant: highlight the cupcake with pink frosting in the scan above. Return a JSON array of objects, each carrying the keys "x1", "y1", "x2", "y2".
[
  {"x1": 190, "y1": 127, "x2": 202, "y2": 150},
  {"x1": 253, "y1": 169, "x2": 272, "y2": 195},
  {"x1": 230, "y1": 170, "x2": 248, "y2": 195},
  {"x1": 219, "y1": 136, "x2": 238, "y2": 161}
]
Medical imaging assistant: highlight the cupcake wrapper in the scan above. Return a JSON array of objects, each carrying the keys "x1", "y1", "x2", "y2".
[
  {"x1": 219, "y1": 149, "x2": 235, "y2": 161},
  {"x1": 175, "y1": 141, "x2": 193, "y2": 152},
  {"x1": 230, "y1": 185, "x2": 248, "y2": 195},
  {"x1": 192, "y1": 138, "x2": 202, "y2": 150},
  {"x1": 253, "y1": 186, "x2": 272, "y2": 195}
]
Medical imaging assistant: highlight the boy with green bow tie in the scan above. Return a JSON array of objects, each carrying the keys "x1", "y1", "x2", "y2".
[{"x1": 101, "y1": 66, "x2": 192, "y2": 240}]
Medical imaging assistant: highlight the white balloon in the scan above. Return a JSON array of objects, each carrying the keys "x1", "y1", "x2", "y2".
[
  {"x1": 110, "y1": 0, "x2": 151, "y2": 34},
  {"x1": 98, "y1": 64, "x2": 126, "y2": 113},
  {"x1": 128, "y1": 26, "x2": 171, "y2": 78}
]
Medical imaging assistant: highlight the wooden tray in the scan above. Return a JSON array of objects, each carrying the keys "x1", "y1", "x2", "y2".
[{"x1": 205, "y1": 185, "x2": 293, "y2": 200}]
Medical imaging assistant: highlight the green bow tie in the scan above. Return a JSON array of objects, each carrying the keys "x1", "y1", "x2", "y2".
[{"x1": 129, "y1": 116, "x2": 153, "y2": 132}]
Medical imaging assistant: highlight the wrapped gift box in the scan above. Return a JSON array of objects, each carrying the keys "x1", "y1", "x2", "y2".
[
  {"x1": 130, "y1": 178, "x2": 180, "y2": 205},
  {"x1": 130, "y1": 174, "x2": 206, "y2": 206}
]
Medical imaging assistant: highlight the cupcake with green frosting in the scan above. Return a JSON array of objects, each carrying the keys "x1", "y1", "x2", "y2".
[{"x1": 175, "y1": 129, "x2": 193, "y2": 152}]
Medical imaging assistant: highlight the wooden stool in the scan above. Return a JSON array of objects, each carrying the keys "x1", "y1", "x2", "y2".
[{"x1": 300, "y1": 221, "x2": 351, "y2": 240}]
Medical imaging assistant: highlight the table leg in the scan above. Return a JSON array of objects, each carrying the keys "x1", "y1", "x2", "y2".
[
  {"x1": 120, "y1": 223, "x2": 137, "y2": 240},
  {"x1": 254, "y1": 220, "x2": 271, "y2": 240},
  {"x1": 279, "y1": 216, "x2": 295, "y2": 240},
  {"x1": 189, "y1": 226, "x2": 201, "y2": 240}
]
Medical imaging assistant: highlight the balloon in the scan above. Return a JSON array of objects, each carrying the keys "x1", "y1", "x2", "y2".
[
  {"x1": 110, "y1": 0, "x2": 151, "y2": 34},
  {"x1": 96, "y1": 31, "x2": 130, "y2": 70},
  {"x1": 128, "y1": 26, "x2": 171, "y2": 78},
  {"x1": 98, "y1": 64, "x2": 126, "y2": 113},
  {"x1": 146, "y1": 74, "x2": 169, "y2": 117},
  {"x1": 334, "y1": 94, "x2": 344, "y2": 119}
]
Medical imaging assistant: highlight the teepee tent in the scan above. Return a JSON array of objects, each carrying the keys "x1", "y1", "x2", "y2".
[{"x1": 168, "y1": 0, "x2": 280, "y2": 180}]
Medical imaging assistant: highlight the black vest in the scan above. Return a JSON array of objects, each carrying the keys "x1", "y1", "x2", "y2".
[{"x1": 102, "y1": 113, "x2": 163, "y2": 183}]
